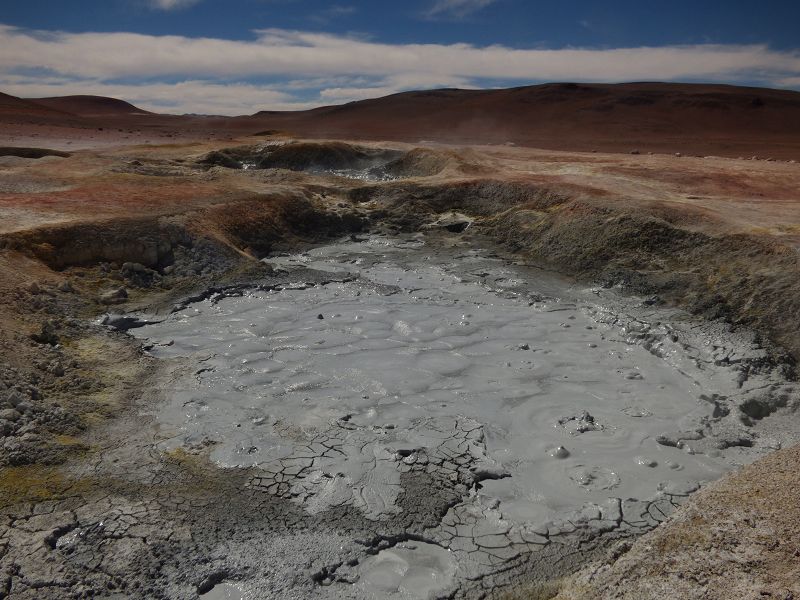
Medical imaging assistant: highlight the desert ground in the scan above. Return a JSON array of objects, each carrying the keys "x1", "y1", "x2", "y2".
[{"x1": 0, "y1": 83, "x2": 799, "y2": 599}]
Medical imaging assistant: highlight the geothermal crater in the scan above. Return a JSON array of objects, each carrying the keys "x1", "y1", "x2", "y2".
[
  {"x1": 131, "y1": 233, "x2": 790, "y2": 599},
  {"x1": 198, "y1": 142, "x2": 449, "y2": 181},
  {"x1": 1, "y1": 122, "x2": 799, "y2": 599}
]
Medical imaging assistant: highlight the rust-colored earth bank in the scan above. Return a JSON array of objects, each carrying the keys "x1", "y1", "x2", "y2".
[{"x1": 0, "y1": 83, "x2": 798, "y2": 599}]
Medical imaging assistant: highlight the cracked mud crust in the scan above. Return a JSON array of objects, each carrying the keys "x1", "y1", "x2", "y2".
[
  {"x1": 0, "y1": 137, "x2": 798, "y2": 598},
  {"x1": 127, "y1": 234, "x2": 799, "y2": 598},
  {"x1": 553, "y1": 443, "x2": 800, "y2": 600}
]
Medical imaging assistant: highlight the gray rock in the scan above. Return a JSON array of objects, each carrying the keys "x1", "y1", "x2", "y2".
[
  {"x1": 30, "y1": 321, "x2": 59, "y2": 345},
  {"x1": 6, "y1": 391, "x2": 23, "y2": 408},
  {"x1": 121, "y1": 262, "x2": 148, "y2": 274},
  {"x1": 99, "y1": 287, "x2": 128, "y2": 305},
  {"x1": 424, "y1": 212, "x2": 473, "y2": 233},
  {"x1": 0, "y1": 409, "x2": 20, "y2": 422},
  {"x1": 48, "y1": 362, "x2": 65, "y2": 377},
  {"x1": 101, "y1": 313, "x2": 147, "y2": 332}
]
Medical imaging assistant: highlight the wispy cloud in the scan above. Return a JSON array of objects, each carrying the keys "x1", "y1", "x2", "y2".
[
  {"x1": 424, "y1": 0, "x2": 498, "y2": 20},
  {"x1": 148, "y1": 0, "x2": 201, "y2": 10},
  {"x1": 3, "y1": 25, "x2": 799, "y2": 82},
  {"x1": 1, "y1": 24, "x2": 799, "y2": 114},
  {"x1": 310, "y1": 4, "x2": 356, "y2": 24}
]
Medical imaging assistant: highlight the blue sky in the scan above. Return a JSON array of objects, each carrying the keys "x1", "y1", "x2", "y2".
[{"x1": 1, "y1": 0, "x2": 799, "y2": 114}]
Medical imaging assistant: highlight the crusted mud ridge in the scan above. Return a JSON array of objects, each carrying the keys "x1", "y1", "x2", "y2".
[{"x1": 0, "y1": 139, "x2": 798, "y2": 599}]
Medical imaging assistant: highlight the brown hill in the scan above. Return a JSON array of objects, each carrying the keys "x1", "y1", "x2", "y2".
[
  {"x1": 2, "y1": 83, "x2": 800, "y2": 158},
  {"x1": 0, "y1": 92, "x2": 73, "y2": 118},
  {"x1": 243, "y1": 82, "x2": 800, "y2": 157},
  {"x1": 31, "y1": 95, "x2": 151, "y2": 116}
]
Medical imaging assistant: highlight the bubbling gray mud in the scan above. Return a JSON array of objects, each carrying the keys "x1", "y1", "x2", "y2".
[{"x1": 134, "y1": 234, "x2": 796, "y2": 599}]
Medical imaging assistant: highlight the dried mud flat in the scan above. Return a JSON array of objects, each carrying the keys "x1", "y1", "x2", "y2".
[{"x1": 0, "y1": 136, "x2": 798, "y2": 599}]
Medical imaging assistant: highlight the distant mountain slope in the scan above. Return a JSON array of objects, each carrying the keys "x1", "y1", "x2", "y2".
[
  {"x1": 0, "y1": 91, "x2": 74, "y2": 117},
  {"x1": 2, "y1": 83, "x2": 800, "y2": 158},
  {"x1": 31, "y1": 95, "x2": 151, "y2": 116},
  {"x1": 246, "y1": 83, "x2": 800, "y2": 151}
]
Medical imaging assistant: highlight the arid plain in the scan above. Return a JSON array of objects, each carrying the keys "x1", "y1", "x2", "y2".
[{"x1": 0, "y1": 83, "x2": 799, "y2": 599}]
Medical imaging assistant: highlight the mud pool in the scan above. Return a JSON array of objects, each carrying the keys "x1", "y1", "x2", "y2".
[{"x1": 133, "y1": 234, "x2": 794, "y2": 599}]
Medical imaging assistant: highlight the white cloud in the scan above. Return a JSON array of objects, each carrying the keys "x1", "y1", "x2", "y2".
[
  {"x1": 425, "y1": 0, "x2": 498, "y2": 19},
  {"x1": 0, "y1": 23, "x2": 799, "y2": 114},
  {"x1": 1, "y1": 25, "x2": 799, "y2": 83},
  {"x1": 148, "y1": 0, "x2": 201, "y2": 10}
]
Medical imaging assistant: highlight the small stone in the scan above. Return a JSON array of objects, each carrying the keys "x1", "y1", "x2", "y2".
[
  {"x1": 99, "y1": 287, "x2": 128, "y2": 305},
  {"x1": 26, "y1": 281, "x2": 41, "y2": 294},
  {"x1": 518, "y1": 343, "x2": 530, "y2": 350},
  {"x1": 58, "y1": 280, "x2": 74, "y2": 293},
  {"x1": 30, "y1": 321, "x2": 59, "y2": 345},
  {"x1": 317, "y1": 314, "x2": 324, "y2": 320},
  {"x1": 6, "y1": 391, "x2": 23, "y2": 408},
  {"x1": 48, "y1": 362, "x2": 65, "y2": 377},
  {"x1": 100, "y1": 314, "x2": 141, "y2": 331},
  {"x1": 121, "y1": 262, "x2": 147, "y2": 274},
  {"x1": 550, "y1": 446, "x2": 570, "y2": 459},
  {"x1": 635, "y1": 456, "x2": 657, "y2": 467},
  {"x1": 0, "y1": 409, "x2": 20, "y2": 422}
]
